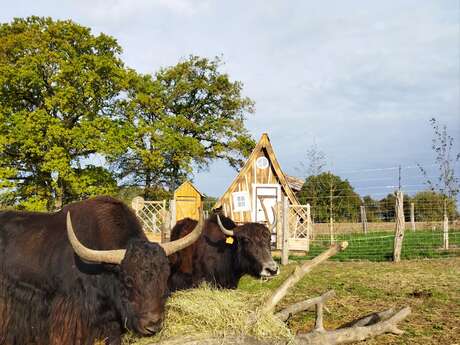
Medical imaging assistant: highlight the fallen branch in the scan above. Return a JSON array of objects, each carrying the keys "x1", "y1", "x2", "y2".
[
  {"x1": 339, "y1": 308, "x2": 395, "y2": 328},
  {"x1": 275, "y1": 290, "x2": 336, "y2": 322},
  {"x1": 297, "y1": 307, "x2": 411, "y2": 345},
  {"x1": 261, "y1": 242, "x2": 348, "y2": 314}
]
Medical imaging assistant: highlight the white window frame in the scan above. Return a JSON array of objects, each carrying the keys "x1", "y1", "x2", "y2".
[
  {"x1": 232, "y1": 191, "x2": 251, "y2": 212},
  {"x1": 252, "y1": 184, "x2": 281, "y2": 222}
]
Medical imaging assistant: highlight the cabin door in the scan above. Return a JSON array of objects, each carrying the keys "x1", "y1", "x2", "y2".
[{"x1": 253, "y1": 184, "x2": 281, "y2": 223}]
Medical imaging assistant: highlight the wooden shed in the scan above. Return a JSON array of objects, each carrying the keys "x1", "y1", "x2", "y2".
[
  {"x1": 213, "y1": 133, "x2": 300, "y2": 225},
  {"x1": 174, "y1": 181, "x2": 204, "y2": 221}
]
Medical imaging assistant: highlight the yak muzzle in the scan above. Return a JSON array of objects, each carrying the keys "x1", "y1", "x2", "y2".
[
  {"x1": 260, "y1": 260, "x2": 279, "y2": 278},
  {"x1": 137, "y1": 312, "x2": 164, "y2": 335}
]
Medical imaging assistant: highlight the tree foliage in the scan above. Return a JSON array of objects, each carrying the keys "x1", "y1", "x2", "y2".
[
  {"x1": 298, "y1": 172, "x2": 362, "y2": 222},
  {"x1": 362, "y1": 195, "x2": 381, "y2": 222},
  {"x1": 377, "y1": 193, "x2": 411, "y2": 222},
  {"x1": 0, "y1": 17, "x2": 128, "y2": 210},
  {"x1": 412, "y1": 191, "x2": 458, "y2": 221},
  {"x1": 0, "y1": 17, "x2": 255, "y2": 209},
  {"x1": 112, "y1": 55, "x2": 255, "y2": 195}
]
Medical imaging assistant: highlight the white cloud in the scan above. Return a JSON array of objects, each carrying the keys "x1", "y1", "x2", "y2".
[{"x1": 0, "y1": 0, "x2": 458, "y2": 198}]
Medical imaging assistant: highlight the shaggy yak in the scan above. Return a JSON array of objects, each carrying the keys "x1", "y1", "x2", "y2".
[
  {"x1": 0, "y1": 196, "x2": 202, "y2": 345},
  {"x1": 168, "y1": 210, "x2": 279, "y2": 291}
]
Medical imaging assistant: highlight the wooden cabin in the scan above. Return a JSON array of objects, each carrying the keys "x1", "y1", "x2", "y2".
[
  {"x1": 213, "y1": 133, "x2": 301, "y2": 225},
  {"x1": 174, "y1": 181, "x2": 203, "y2": 221}
]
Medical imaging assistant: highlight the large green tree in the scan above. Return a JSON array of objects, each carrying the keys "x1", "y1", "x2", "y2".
[
  {"x1": 298, "y1": 172, "x2": 362, "y2": 222},
  {"x1": 362, "y1": 195, "x2": 381, "y2": 222},
  {"x1": 0, "y1": 17, "x2": 129, "y2": 210},
  {"x1": 113, "y1": 56, "x2": 255, "y2": 195},
  {"x1": 378, "y1": 193, "x2": 412, "y2": 222},
  {"x1": 412, "y1": 191, "x2": 458, "y2": 221}
]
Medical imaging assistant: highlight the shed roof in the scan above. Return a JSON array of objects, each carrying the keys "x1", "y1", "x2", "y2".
[
  {"x1": 285, "y1": 175, "x2": 305, "y2": 192},
  {"x1": 175, "y1": 181, "x2": 204, "y2": 197}
]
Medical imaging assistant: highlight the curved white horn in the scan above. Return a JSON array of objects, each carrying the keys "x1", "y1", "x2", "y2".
[
  {"x1": 160, "y1": 210, "x2": 204, "y2": 256},
  {"x1": 66, "y1": 212, "x2": 126, "y2": 264},
  {"x1": 216, "y1": 214, "x2": 234, "y2": 236}
]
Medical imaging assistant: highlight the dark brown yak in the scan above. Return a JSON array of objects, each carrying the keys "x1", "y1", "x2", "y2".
[
  {"x1": 168, "y1": 211, "x2": 279, "y2": 291},
  {"x1": 0, "y1": 196, "x2": 202, "y2": 345}
]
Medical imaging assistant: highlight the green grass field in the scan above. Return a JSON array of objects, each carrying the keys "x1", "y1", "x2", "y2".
[{"x1": 292, "y1": 230, "x2": 460, "y2": 262}]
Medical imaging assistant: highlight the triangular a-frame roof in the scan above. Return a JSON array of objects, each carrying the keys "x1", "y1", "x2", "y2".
[
  {"x1": 175, "y1": 180, "x2": 204, "y2": 197},
  {"x1": 214, "y1": 133, "x2": 299, "y2": 209}
]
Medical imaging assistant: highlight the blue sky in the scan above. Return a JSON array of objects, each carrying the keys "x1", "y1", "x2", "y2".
[{"x1": 2, "y1": 0, "x2": 459, "y2": 200}]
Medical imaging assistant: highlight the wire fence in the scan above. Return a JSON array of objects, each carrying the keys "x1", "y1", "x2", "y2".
[
  {"x1": 133, "y1": 164, "x2": 460, "y2": 261},
  {"x1": 297, "y1": 229, "x2": 460, "y2": 262},
  {"x1": 286, "y1": 162, "x2": 460, "y2": 261}
]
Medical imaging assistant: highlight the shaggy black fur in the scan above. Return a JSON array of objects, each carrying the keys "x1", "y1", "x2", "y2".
[
  {"x1": 0, "y1": 196, "x2": 171, "y2": 345},
  {"x1": 168, "y1": 213, "x2": 276, "y2": 291}
]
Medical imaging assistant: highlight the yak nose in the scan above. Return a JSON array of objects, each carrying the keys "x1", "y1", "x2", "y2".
[
  {"x1": 261, "y1": 260, "x2": 279, "y2": 277},
  {"x1": 139, "y1": 312, "x2": 164, "y2": 335}
]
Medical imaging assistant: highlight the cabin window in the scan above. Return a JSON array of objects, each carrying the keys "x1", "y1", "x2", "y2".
[
  {"x1": 256, "y1": 156, "x2": 269, "y2": 169},
  {"x1": 232, "y1": 192, "x2": 250, "y2": 212}
]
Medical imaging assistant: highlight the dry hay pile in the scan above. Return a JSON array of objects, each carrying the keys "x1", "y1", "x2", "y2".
[{"x1": 123, "y1": 284, "x2": 293, "y2": 345}]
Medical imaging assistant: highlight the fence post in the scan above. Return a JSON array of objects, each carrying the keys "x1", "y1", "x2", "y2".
[
  {"x1": 329, "y1": 217, "x2": 334, "y2": 245},
  {"x1": 170, "y1": 199, "x2": 176, "y2": 228},
  {"x1": 281, "y1": 196, "x2": 289, "y2": 265},
  {"x1": 360, "y1": 205, "x2": 368, "y2": 234},
  {"x1": 410, "y1": 203, "x2": 415, "y2": 231},
  {"x1": 274, "y1": 201, "x2": 282, "y2": 250},
  {"x1": 161, "y1": 210, "x2": 171, "y2": 243},
  {"x1": 306, "y1": 203, "x2": 312, "y2": 252},
  {"x1": 443, "y1": 213, "x2": 449, "y2": 250},
  {"x1": 393, "y1": 191, "x2": 405, "y2": 262}
]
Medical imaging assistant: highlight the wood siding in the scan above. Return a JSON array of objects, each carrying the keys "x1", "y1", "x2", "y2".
[
  {"x1": 218, "y1": 150, "x2": 292, "y2": 223},
  {"x1": 174, "y1": 181, "x2": 203, "y2": 221}
]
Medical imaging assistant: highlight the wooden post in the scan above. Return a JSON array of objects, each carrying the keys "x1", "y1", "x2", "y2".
[
  {"x1": 170, "y1": 199, "x2": 176, "y2": 228},
  {"x1": 393, "y1": 191, "x2": 405, "y2": 262},
  {"x1": 306, "y1": 203, "x2": 312, "y2": 251},
  {"x1": 443, "y1": 213, "x2": 449, "y2": 250},
  {"x1": 329, "y1": 184, "x2": 334, "y2": 244},
  {"x1": 360, "y1": 205, "x2": 368, "y2": 234},
  {"x1": 161, "y1": 210, "x2": 171, "y2": 243},
  {"x1": 410, "y1": 203, "x2": 415, "y2": 231},
  {"x1": 329, "y1": 217, "x2": 334, "y2": 244},
  {"x1": 281, "y1": 196, "x2": 289, "y2": 266}
]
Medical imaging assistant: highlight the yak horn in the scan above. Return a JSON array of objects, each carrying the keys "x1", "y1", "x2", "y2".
[
  {"x1": 67, "y1": 212, "x2": 126, "y2": 264},
  {"x1": 217, "y1": 215, "x2": 234, "y2": 236},
  {"x1": 160, "y1": 210, "x2": 204, "y2": 256}
]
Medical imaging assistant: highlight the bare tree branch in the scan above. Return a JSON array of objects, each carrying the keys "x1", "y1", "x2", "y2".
[
  {"x1": 275, "y1": 290, "x2": 336, "y2": 322},
  {"x1": 260, "y1": 241, "x2": 348, "y2": 315}
]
